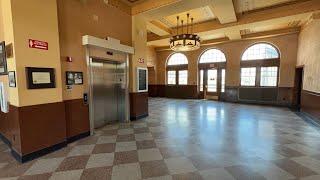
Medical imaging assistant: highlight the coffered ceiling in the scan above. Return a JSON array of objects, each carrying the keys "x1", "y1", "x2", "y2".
[{"x1": 129, "y1": 0, "x2": 319, "y2": 48}]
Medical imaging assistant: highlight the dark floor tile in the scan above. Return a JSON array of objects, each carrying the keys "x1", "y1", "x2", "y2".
[
  {"x1": 140, "y1": 160, "x2": 169, "y2": 179},
  {"x1": 18, "y1": 173, "x2": 52, "y2": 180},
  {"x1": 116, "y1": 134, "x2": 135, "y2": 142},
  {"x1": 81, "y1": 166, "x2": 112, "y2": 180},
  {"x1": 56, "y1": 155, "x2": 89, "y2": 171},
  {"x1": 136, "y1": 140, "x2": 157, "y2": 149},
  {"x1": 225, "y1": 165, "x2": 266, "y2": 180},
  {"x1": 114, "y1": 150, "x2": 138, "y2": 165},
  {"x1": 172, "y1": 172, "x2": 203, "y2": 180},
  {"x1": 273, "y1": 159, "x2": 317, "y2": 178}
]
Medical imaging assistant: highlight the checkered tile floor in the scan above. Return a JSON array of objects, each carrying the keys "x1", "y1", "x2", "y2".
[{"x1": 1, "y1": 98, "x2": 320, "y2": 180}]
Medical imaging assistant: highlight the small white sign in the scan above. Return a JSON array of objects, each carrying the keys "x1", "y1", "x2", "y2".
[{"x1": 0, "y1": 82, "x2": 9, "y2": 113}]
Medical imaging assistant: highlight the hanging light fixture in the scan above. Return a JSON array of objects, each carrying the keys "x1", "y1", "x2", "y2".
[{"x1": 170, "y1": 13, "x2": 201, "y2": 52}]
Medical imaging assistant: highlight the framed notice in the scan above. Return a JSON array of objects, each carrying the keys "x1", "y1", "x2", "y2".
[
  {"x1": 26, "y1": 67, "x2": 55, "y2": 89},
  {"x1": 8, "y1": 71, "x2": 16, "y2": 87},
  {"x1": 136, "y1": 67, "x2": 148, "y2": 92},
  {"x1": 0, "y1": 41, "x2": 7, "y2": 75},
  {"x1": 66, "y1": 71, "x2": 83, "y2": 85}
]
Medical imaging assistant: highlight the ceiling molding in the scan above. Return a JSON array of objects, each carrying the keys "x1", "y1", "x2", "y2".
[
  {"x1": 131, "y1": 0, "x2": 182, "y2": 15},
  {"x1": 147, "y1": 20, "x2": 172, "y2": 36},
  {"x1": 148, "y1": 0, "x2": 320, "y2": 43}
]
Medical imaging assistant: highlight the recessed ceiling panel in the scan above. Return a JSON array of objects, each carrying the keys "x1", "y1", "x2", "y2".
[
  {"x1": 158, "y1": 6, "x2": 216, "y2": 28},
  {"x1": 234, "y1": 0, "x2": 297, "y2": 13}
]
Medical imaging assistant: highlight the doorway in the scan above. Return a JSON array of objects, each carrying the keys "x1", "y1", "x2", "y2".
[
  {"x1": 199, "y1": 68, "x2": 226, "y2": 100},
  {"x1": 293, "y1": 67, "x2": 304, "y2": 111},
  {"x1": 90, "y1": 58, "x2": 128, "y2": 129}
]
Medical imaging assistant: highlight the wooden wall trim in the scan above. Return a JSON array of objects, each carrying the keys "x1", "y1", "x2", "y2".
[
  {"x1": 130, "y1": 92, "x2": 149, "y2": 120},
  {"x1": 301, "y1": 90, "x2": 320, "y2": 123}
]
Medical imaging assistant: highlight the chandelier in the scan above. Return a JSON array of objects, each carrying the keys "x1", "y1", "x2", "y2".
[{"x1": 170, "y1": 13, "x2": 201, "y2": 52}]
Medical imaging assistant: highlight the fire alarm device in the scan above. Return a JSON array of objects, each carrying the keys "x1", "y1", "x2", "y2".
[{"x1": 66, "y1": 57, "x2": 72, "y2": 62}]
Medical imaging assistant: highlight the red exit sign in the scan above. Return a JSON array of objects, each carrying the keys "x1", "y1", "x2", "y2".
[{"x1": 29, "y1": 39, "x2": 48, "y2": 50}]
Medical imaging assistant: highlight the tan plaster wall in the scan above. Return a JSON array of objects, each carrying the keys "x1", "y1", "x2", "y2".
[
  {"x1": 147, "y1": 46, "x2": 157, "y2": 84},
  {"x1": 130, "y1": 15, "x2": 147, "y2": 92},
  {"x1": 57, "y1": 0, "x2": 132, "y2": 100},
  {"x1": 156, "y1": 33, "x2": 298, "y2": 87},
  {"x1": 297, "y1": 19, "x2": 320, "y2": 93},
  {"x1": 10, "y1": 0, "x2": 63, "y2": 107}
]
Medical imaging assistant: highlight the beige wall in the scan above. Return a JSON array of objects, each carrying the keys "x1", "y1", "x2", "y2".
[
  {"x1": 297, "y1": 19, "x2": 320, "y2": 93},
  {"x1": 1, "y1": 0, "x2": 19, "y2": 106},
  {"x1": 156, "y1": 33, "x2": 298, "y2": 87},
  {"x1": 130, "y1": 15, "x2": 148, "y2": 92},
  {"x1": 147, "y1": 46, "x2": 157, "y2": 84},
  {"x1": 57, "y1": 0, "x2": 132, "y2": 100}
]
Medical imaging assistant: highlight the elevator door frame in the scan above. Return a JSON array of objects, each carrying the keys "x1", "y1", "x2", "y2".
[{"x1": 87, "y1": 56, "x2": 130, "y2": 135}]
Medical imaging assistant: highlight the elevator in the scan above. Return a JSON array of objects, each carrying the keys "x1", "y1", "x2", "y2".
[
  {"x1": 90, "y1": 58, "x2": 128, "y2": 128},
  {"x1": 83, "y1": 35, "x2": 133, "y2": 134}
]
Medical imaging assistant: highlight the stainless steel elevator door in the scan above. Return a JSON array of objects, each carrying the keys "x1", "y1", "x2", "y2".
[{"x1": 91, "y1": 59, "x2": 126, "y2": 129}]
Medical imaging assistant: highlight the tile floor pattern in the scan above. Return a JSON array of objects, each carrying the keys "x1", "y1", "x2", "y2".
[{"x1": 1, "y1": 98, "x2": 320, "y2": 179}]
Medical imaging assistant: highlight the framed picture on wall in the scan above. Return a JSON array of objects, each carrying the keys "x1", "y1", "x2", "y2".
[
  {"x1": 0, "y1": 41, "x2": 8, "y2": 75},
  {"x1": 66, "y1": 71, "x2": 83, "y2": 85},
  {"x1": 8, "y1": 71, "x2": 16, "y2": 87},
  {"x1": 137, "y1": 67, "x2": 148, "y2": 92},
  {"x1": 26, "y1": 67, "x2": 56, "y2": 89}
]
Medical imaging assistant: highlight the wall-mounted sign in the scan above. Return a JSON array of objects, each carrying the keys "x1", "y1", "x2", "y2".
[
  {"x1": 137, "y1": 67, "x2": 148, "y2": 92},
  {"x1": 5, "y1": 43, "x2": 13, "y2": 58},
  {"x1": 8, "y1": 71, "x2": 16, "y2": 87},
  {"x1": 26, "y1": 67, "x2": 55, "y2": 89},
  {"x1": 66, "y1": 71, "x2": 83, "y2": 85},
  {"x1": 29, "y1": 39, "x2": 48, "y2": 50},
  {"x1": 0, "y1": 41, "x2": 7, "y2": 75},
  {"x1": 0, "y1": 82, "x2": 9, "y2": 113},
  {"x1": 138, "y1": 58, "x2": 145, "y2": 64}
]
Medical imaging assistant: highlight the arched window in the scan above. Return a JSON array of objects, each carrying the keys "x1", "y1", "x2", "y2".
[
  {"x1": 242, "y1": 43, "x2": 279, "y2": 61},
  {"x1": 167, "y1": 53, "x2": 188, "y2": 65},
  {"x1": 199, "y1": 49, "x2": 226, "y2": 63},
  {"x1": 240, "y1": 43, "x2": 280, "y2": 87},
  {"x1": 166, "y1": 53, "x2": 188, "y2": 85},
  {"x1": 198, "y1": 49, "x2": 227, "y2": 94}
]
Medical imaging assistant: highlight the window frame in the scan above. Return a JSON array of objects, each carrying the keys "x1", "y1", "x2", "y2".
[
  {"x1": 166, "y1": 53, "x2": 189, "y2": 85},
  {"x1": 240, "y1": 43, "x2": 280, "y2": 88}
]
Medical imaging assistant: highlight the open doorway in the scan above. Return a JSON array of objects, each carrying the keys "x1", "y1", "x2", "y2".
[{"x1": 293, "y1": 67, "x2": 304, "y2": 111}]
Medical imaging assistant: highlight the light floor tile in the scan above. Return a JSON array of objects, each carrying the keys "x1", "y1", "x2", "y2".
[
  {"x1": 112, "y1": 163, "x2": 141, "y2": 180},
  {"x1": 67, "y1": 145, "x2": 95, "y2": 157},
  {"x1": 24, "y1": 158, "x2": 64, "y2": 175},
  {"x1": 300, "y1": 175, "x2": 320, "y2": 180},
  {"x1": 115, "y1": 142, "x2": 137, "y2": 152},
  {"x1": 200, "y1": 168, "x2": 235, "y2": 180},
  {"x1": 135, "y1": 133, "x2": 153, "y2": 141},
  {"x1": 86, "y1": 153, "x2": 114, "y2": 169},
  {"x1": 164, "y1": 157, "x2": 196, "y2": 175},
  {"x1": 97, "y1": 135, "x2": 117, "y2": 144},
  {"x1": 144, "y1": 175, "x2": 173, "y2": 180},
  {"x1": 49, "y1": 170, "x2": 83, "y2": 180},
  {"x1": 138, "y1": 148, "x2": 163, "y2": 162},
  {"x1": 118, "y1": 129, "x2": 134, "y2": 135},
  {"x1": 292, "y1": 156, "x2": 320, "y2": 174}
]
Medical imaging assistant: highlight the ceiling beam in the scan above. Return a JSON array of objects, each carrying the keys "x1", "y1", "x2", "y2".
[
  {"x1": 132, "y1": 0, "x2": 182, "y2": 15},
  {"x1": 225, "y1": 30, "x2": 241, "y2": 40},
  {"x1": 147, "y1": 21, "x2": 172, "y2": 36},
  {"x1": 209, "y1": 0, "x2": 237, "y2": 24},
  {"x1": 241, "y1": 27, "x2": 300, "y2": 39},
  {"x1": 148, "y1": 0, "x2": 320, "y2": 42}
]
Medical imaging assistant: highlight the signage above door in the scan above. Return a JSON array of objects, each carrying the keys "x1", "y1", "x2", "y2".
[{"x1": 29, "y1": 39, "x2": 48, "y2": 50}]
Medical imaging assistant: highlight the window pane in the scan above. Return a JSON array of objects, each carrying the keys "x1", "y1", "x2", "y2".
[
  {"x1": 200, "y1": 70, "x2": 204, "y2": 91},
  {"x1": 260, "y1": 66, "x2": 278, "y2": 87},
  {"x1": 199, "y1": 49, "x2": 226, "y2": 63},
  {"x1": 221, "y1": 69, "x2": 225, "y2": 93},
  {"x1": 241, "y1": 67, "x2": 256, "y2": 86},
  {"x1": 242, "y1": 43, "x2": 279, "y2": 60},
  {"x1": 207, "y1": 69, "x2": 217, "y2": 92},
  {"x1": 167, "y1": 53, "x2": 188, "y2": 65},
  {"x1": 167, "y1": 71, "x2": 176, "y2": 85},
  {"x1": 178, "y1": 70, "x2": 188, "y2": 85}
]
